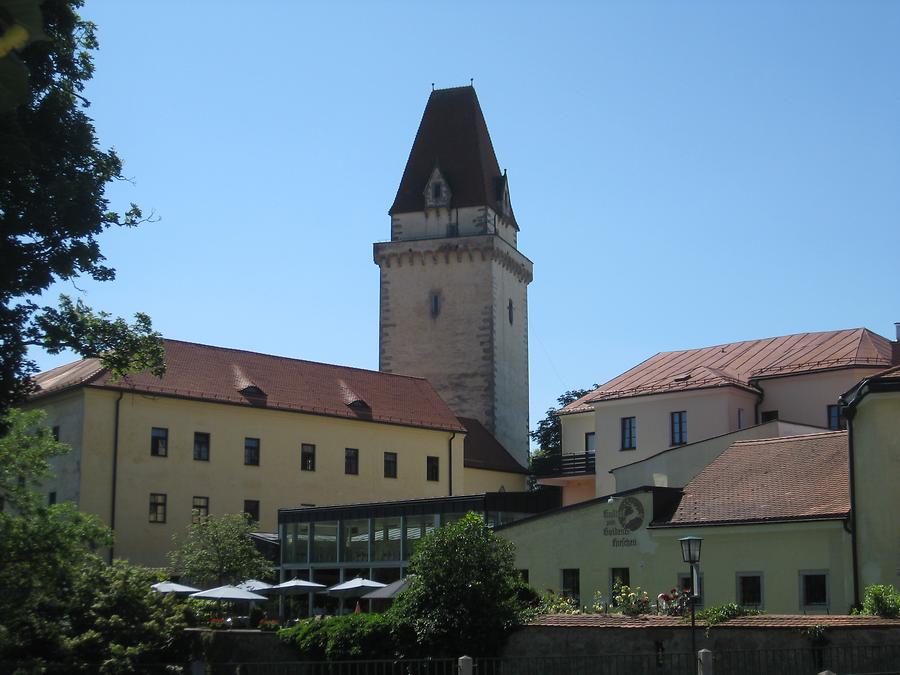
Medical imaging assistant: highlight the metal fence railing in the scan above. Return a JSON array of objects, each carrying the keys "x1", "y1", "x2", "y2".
[
  {"x1": 208, "y1": 660, "x2": 459, "y2": 675},
  {"x1": 712, "y1": 644, "x2": 900, "y2": 675},
  {"x1": 530, "y1": 451, "x2": 596, "y2": 478},
  {"x1": 473, "y1": 653, "x2": 694, "y2": 675},
  {"x1": 6, "y1": 644, "x2": 900, "y2": 675}
]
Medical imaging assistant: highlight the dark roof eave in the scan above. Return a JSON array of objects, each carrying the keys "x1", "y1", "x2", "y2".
[
  {"x1": 495, "y1": 485, "x2": 679, "y2": 532},
  {"x1": 650, "y1": 513, "x2": 850, "y2": 529},
  {"x1": 464, "y1": 460, "x2": 529, "y2": 475},
  {"x1": 841, "y1": 368, "x2": 900, "y2": 410},
  {"x1": 561, "y1": 382, "x2": 761, "y2": 414}
]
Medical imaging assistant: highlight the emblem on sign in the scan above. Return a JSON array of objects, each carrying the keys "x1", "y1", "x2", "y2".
[{"x1": 617, "y1": 497, "x2": 645, "y2": 531}]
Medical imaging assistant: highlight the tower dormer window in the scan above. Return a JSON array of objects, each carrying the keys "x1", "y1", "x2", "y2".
[{"x1": 424, "y1": 166, "x2": 451, "y2": 208}]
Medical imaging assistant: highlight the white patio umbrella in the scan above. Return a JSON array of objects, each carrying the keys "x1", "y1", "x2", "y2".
[
  {"x1": 269, "y1": 578, "x2": 326, "y2": 595},
  {"x1": 237, "y1": 579, "x2": 274, "y2": 593},
  {"x1": 270, "y1": 578, "x2": 326, "y2": 621},
  {"x1": 152, "y1": 581, "x2": 200, "y2": 595},
  {"x1": 327, "y1": 577, "x2": 387, "y2": 598},
  {"x1": 189, "y1": 585, "x2": 268, "y2": 601}
]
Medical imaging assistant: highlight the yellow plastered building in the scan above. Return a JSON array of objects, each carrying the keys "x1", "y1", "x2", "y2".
[{"x1": 30, "y1": 339, "x2": 527, "y2": 568}]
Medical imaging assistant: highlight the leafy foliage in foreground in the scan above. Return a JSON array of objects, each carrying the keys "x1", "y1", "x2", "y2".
[
  {"x1": 391, "y1": 512, "x2": 533, "y2": 657},
  {"x1": 278, "y1": 513, "x2": 535, "y2": 659},
  {"x1": 859, "y1": 584, "x2": 900, "y2": 618},
  {"x1": 0, "y1": 409, "x2": 191, "y2": 671},
  {"x1": 279, "y1": 614, "x2": 395, "y2": 661},
  {"x1": 696, "y1": 602, "x2": 763, "y2": 635}
]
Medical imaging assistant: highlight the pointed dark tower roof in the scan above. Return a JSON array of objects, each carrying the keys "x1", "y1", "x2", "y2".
[{"x1": 390, "y1": 86, "x2": 517, "y2": 227}]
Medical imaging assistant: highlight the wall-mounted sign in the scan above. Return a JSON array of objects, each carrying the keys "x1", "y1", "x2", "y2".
[{"x1": 603, "y1": 496, "x2": 645, "y2": 547}]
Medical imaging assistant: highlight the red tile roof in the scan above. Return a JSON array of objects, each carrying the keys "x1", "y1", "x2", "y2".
[
  {"x1": 389, "y1": 86, "x2": 516, "y2": 226},
  {"x1": 562, "y1": 328, "x2": 893, "y2": 413},
  {"x1": 32, "y1": 339, "x2": 466, "y2": 433},
  {"x1": 459, "y1": 417, "x2": 528, "y2": 474},
  {"x1": 662, "y1": 431, "x2": 849, "y2": 527},
  {"x1": 531, "y1": 613, "x2": 900, "y2": 629}
]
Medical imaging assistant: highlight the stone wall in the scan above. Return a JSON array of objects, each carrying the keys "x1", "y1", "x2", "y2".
[{"x1": 502, "y1": 621, "x2": 900, "y2": 657}]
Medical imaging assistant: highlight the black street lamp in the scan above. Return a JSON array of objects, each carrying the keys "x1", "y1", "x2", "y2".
[{"x1": 679, "y1": 536, "x2": 703, "y2": 666}]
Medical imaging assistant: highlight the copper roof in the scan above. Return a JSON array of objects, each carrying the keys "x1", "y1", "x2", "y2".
[
  {"x1": 459, "y1": 417, "x2": 528, "y2": 474},
  {"x1": 389, "y1": 86, "x2": 516, "y2": 226},
  {"x1": 662, "y1": 431, "x2": 849, "y2": 527},
  {"x1": 531, "y1": 613, "x2": 900, "y2": 629},
  {"x1": 562, "y1": 328, "x2": 893, "y2": 413},
  {"x1": 32, "y1": 339, "x2": 466, "y2": 433}
]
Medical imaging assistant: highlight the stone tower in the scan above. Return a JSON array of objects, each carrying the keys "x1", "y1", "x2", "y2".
[{"x1": 374, "y1": 86, "x2": 532, "y2": 467}]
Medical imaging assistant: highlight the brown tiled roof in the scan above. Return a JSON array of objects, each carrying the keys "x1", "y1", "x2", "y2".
[
  {"x1": 32, "y1": 339, "x2": 466, "y2": 433},
  {"x1": 662, "y1": 431, "x2": 849, "y2": 527},
  {"x1": 531, "y1": 613, "x2": 900, "y2": 629},
  {"x1": 389, "y1": 86, "x2": 516, "y2": 226},
  {"x1": 459, "y1": 417, "x2": 528, "y2": 474},
  {"x1": 562, "y1": 328, "x2": 893, "y2": 413},
  {"x1": 872, "y1": 364, "x2": 900, "y2": 381}
]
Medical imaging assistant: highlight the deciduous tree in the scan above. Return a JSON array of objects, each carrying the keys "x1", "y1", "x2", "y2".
[
  {"x1": 0, "y1": 409, "x2": 189, "y2": 671},
  {"x1": 390, "y1": 512, "x2": 532, "y2": 657},
  {"x1": 0, "y1": 0, "x2": 164, "y2": 424},
  {"x1": 529, "y1": 386, "x2": 596, "y2": 459},
  {"x1": 169, "y1": 513, "x2": 274, "y2": 587}
]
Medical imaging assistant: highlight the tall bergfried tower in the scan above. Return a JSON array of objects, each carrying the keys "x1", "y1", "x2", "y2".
[{"x1": 374, "y1": 86, "x2": 532, "y2": 467}]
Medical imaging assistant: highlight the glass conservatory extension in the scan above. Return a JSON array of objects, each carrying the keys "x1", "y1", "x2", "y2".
[{"x1": 278, "y1": 490, "x2": 559, "y2": 610}]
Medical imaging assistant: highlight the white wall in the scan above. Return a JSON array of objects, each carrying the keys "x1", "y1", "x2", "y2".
[{"x1": 592, "y1": 387, "x2": 758, "y2": 495}]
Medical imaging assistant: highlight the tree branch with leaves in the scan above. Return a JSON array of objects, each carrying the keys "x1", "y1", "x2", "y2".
[{"x1": 0, "y1": 0, "x2": 164, "y2": 425}]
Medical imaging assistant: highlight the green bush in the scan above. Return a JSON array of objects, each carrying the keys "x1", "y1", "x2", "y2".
[
  {"x1": 696, "y1": 603, "x2": 763, "y2": 636},
  {"x1": 279, "y1": 614, "x2": 395, "y2": 660},
  {"x1": 861, "y1": 584, "x2": 900, "y2": 618},
  {"x1": 279, "y1": 619, "x2": 330, "y2": 660}
]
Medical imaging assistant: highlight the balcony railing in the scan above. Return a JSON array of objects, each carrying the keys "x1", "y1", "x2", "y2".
[{"x1": 531, "y1": 451, "x2": 596, "y2": 478}]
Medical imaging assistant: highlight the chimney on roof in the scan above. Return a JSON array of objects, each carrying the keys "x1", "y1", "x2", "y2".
[{"x1": 894, "y1": 323, "x2": 900, "y2": 365}]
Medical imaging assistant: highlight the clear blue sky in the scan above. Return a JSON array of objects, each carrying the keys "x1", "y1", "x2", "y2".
[{"x1": 31, "y1": 1, "x2": 900, "y2": 443}]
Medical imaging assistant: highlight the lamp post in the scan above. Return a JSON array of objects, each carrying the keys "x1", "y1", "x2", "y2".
[{"x1": 679, "y1": 536, "x2": 703, "y2": 668}]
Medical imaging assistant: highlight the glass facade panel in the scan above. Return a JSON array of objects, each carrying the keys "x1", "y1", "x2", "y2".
[
  {"x1": 405, "y1": 514, "x2": 437, "y2": 557},
  {"x1": 343, "y1": 518, "x2": 370, "y2": 563},
  {"x1": 372, "y1": 567, "x2": 402, "y2": 584},
  {"x1": 284, "y1": 521, "x2": 310, "y2": 564},
  {"x1": 372, "y1": 516, "x2": 402, "y2": 561},
  {"x1": 312, "y1": 521, "x2": 338, "y2": 563}
]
